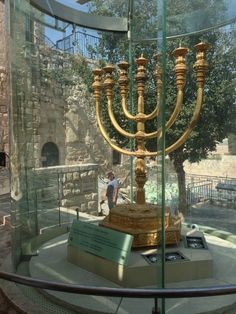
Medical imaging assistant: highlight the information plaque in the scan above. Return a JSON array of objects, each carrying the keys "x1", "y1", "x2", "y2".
[{"x1": 68, "y1": 220, "x2": 133, "y2": 266}]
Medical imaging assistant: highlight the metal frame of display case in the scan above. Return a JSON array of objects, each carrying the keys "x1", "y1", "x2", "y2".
[
  {"x1": 6, "y1": 1, "x2": 236, "y2": 313},
  {"x1": 30, "y1": 0, "x2": 128, "y2": 32}
]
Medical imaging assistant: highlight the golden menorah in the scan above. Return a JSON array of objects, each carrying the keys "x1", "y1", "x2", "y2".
[{"x1": 92, "y1": 42, "x2": 208, "y2": 248}]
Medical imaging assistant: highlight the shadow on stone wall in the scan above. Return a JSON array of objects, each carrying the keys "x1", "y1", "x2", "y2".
[{"x1": 0, "y1": 168, "x2": 9, "y2": 195}]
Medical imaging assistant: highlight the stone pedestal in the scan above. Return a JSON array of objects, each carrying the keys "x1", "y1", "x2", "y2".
[{"x1": 67, "y1": 229, "x2": 213, "y2": 287}]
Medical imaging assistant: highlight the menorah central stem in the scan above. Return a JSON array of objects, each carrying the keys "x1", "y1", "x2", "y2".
[
  {"x1": 135, "y1": 157, "x2": 147, "y2": 204},
  {"x1": 134, "y1": 55, "x2": 148, "y2": 205}
]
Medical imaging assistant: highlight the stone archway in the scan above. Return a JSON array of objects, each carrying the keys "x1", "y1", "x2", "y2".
[{"x1": 41, "y1": 142, "x2": 59, "y2": 167}]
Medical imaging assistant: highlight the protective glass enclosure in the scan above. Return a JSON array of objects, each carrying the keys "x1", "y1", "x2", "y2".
[{"x1": 7, "y1": 0, "x2": 236, "y2": 313}]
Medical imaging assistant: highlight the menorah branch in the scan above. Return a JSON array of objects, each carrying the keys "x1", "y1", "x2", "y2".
[
  {"x1": 144, "y1": 89, "x2": 184, "y2": 140},
  {"x1": 165, "y1": 87, "x2": 203, "y2": 155},
  {"x1": 107, "y1": 97, "x2": 135, "y2": 139},
  {"x1": 121, "y1": 96, "x2": 137, "y2": 121},
  {"x1": 94, "y1": 99, "x2": 136, "y2": 157}
]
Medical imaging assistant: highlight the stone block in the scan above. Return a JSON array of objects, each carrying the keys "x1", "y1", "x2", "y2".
[
  {"x1": 85, "y1": 193, "x2": 92, "y2": 201},
  {"x1": 91, "y1": 193, "x2": 98, "y2": 201},
  {"x1": 88, "y1": 201, "x2": 97, "y2": 211},
  {"x1": 80, "y1": 172, "x2": 88, "y2": 178},
  {"x1": 65, "y1": 183, "x2": 74, "y2": 189},
  {"x1": 73, "y1": 172, "x2": 81, "y2": 181},
  {"x1": 61, "y1": 198, "x2": 79, "y2": 207},
  {"x1": 88, "y1": 170, "x2": 96, "y2": 178},
  {"x1": 65, "y1": 173, "x2": 73, "y2": 182},
  {"x1": 73, "y1": 188, "x2": 81, "y2": 195},
  {"x1": 80, "y1": 203, "x2": 87, "y2": 212},
  {"x1": 0, "y1": 106, "x2": 7, "y2": 113},
  {"x1": 63, "y1": 189, "x2": 72, "y2": 197}
]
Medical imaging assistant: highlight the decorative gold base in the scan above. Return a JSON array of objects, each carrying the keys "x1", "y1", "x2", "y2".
[{"x1": 99, "y1": 204, "x2": 181, "y2": 248}]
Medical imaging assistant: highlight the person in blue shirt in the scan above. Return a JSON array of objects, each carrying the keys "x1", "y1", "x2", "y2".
[{"x1": 106, "y1": 170, "x2": 119, "y2": 210}]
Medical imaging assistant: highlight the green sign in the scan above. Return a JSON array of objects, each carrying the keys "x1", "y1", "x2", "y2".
[{"x1": 68, "y1": 220, "x2": 133, "y2": 266}]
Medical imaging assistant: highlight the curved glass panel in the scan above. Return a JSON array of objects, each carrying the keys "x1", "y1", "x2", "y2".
[
  {"x1": 30, "y1": 1, "x2": 236, "y2": 37},
  {"x1": 30, "y1": 0, "x2": 128, "y2": 32},
  {"x1": 166, "y1": 0, "x2": 236, "y2": 38},
  {"x1": 5, "y1": 0, "x2": 236, "y2": 313},
  {"x1": 165, "y1": 1, "x2": 236, "y2": 313}
]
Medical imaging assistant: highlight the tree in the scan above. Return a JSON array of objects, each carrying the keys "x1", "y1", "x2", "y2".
[
  {"x1": 89, "y1": 1, "x2": 236, "y2": 213},
  {"x1": 166, "y1": 28, "x2": 236, "y2": 212}
]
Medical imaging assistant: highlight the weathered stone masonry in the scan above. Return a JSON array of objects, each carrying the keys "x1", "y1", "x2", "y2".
[{"x1": 0, "y1": 0, "x2": 8, "y2": 154}]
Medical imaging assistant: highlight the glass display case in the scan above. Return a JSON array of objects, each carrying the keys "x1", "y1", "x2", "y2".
[{"x1": 5, "y1": 0, "x2": 236, "y2": 313}]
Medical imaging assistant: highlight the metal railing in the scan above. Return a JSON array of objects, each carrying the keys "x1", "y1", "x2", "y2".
[
  {"x1": 1, "y1": 270, "x2": 236, "y2": 298},
  {"x1": 186, "y1": 173, "x2": 236, "y2": 208},
  {"x1": 56, "y1": 30, "x2": 101, "y2": 59},
  {"x1": 186, "y1": 180, "x2": 213, "y2": 207}
]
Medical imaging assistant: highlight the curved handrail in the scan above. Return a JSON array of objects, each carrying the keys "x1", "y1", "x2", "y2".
[{"x1": 1, "y1": 270, "x2": 236, "y2": 298}]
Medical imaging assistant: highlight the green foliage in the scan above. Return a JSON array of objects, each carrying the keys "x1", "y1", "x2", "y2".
[
  {"x1": 69, "y1": 56, "x2": 95, "y2": 91},
  {"x1": 40, "y1": 52, "x2": 94, "y2": 89},
  {"x1": 145, "y1": 181, "x2": 179, "y2": 207},
  {"x1": 167, "y1": 28, "x2": 236, "y2": 164}
]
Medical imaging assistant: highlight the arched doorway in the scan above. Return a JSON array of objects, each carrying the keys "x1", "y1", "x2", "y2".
[{"x1": 41, "y1": 142, "x2": 59, "y2": 167}]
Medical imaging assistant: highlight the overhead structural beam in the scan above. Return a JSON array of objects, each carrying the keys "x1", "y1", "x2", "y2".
[
  {"x1": 30, "y1": 0, "x2": 128, "y2": 32},
  {"x1": 76, "y1": 0, "x2": 91, "y2": 4}
]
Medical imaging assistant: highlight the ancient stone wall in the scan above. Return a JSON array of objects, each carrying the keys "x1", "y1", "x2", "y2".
[
  {"x1": 0, "y1": 0, "x2": 115, "y2": 176},
  {"x1": 11, "y1": 45, "x2": 115, "y2": 214},
  {"x1": 64, "y1": 74, "x2": 113, "y2": 168},
  {"x1": 0, "y1": 0, "x2": 121, "y2": 221},
  {"x1": 33, "y1": 164, "x2": 99, "y2": 214},
  {"x1": 0, "y1": 1, "x2": 8, "y2": 154},
  {"x1": 184, "y1": 141, "x2": 236, "y2": 178},
  {"x1": 30, "y1": 47, "x2": 67, "y2": 168},
  {"x1": 33, "y1": 47, "x2": 113, "y2": 170},
  {"x1": 184, "y1": 155, "x2": 236, "y2": 178}
]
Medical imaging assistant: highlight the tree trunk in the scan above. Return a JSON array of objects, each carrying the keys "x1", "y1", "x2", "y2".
[{"x1": 173, "y1": 157, "x2": 187, "y2": 215}]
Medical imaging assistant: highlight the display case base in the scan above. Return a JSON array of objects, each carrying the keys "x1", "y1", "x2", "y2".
[{"x1": 67, "y1": 229, "x2": 212, "y2": 287}]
